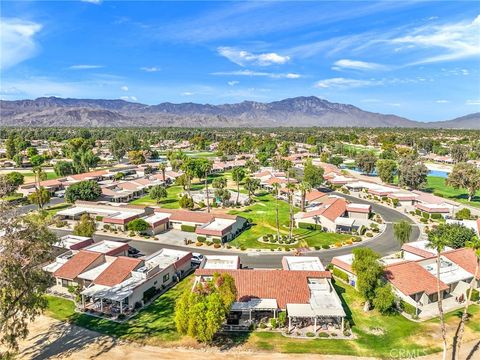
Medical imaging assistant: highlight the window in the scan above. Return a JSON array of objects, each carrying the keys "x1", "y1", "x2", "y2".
[{"x1": 163, "y1": 274, "x2": 170, "y2": 283}]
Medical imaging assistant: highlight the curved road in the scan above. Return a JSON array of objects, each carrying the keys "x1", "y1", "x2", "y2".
[{"x1": 51, "y1": 193, "x2": 420, "y2": 269}]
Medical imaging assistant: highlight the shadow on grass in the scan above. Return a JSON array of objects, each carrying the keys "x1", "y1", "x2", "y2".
[
  {"x1": 332, "y1": 280, "x2": 355, "y2": 329},
  {"x1": 214, "y1": 331, "x2": 252, "y2": 350}
]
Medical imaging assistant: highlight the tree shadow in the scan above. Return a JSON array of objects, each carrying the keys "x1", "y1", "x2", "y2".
[{"x1": 332, "y1": 280, "x2": 355, "y2": 328}]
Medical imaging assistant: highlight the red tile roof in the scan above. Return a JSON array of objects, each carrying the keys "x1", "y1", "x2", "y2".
[
  {"x1": 346, "y1": 204, "x2": 371, "y2": 213},
  {"x1": 194, "y1": 269, "x2": 331, "y2": 308},
  {"x1": 94, "y1": 257, "x2": 143, "y2": 287},
  {"x1": 154, "y1": 208, "x2": 237, "y2": 224},
  {"x1": 443, "y1": 248, "x2": 480, "y2": 280},
  {"x1": 384, "y1": 261, "x2": 448, "y2": 296},
  {"x1": 401, "y1": 243, "x2": 435, "y2": 259},
  {"x1": 54, "y1": 250, "x2": 104, "y2": 280},
  {"x1": 331, "y1": 257, "x2": 354, "y2": 274},
  {"x1": 70, "y1": 170, "x2": 109, "y2": 181},
  {"x1": 305, "y1": 189, "x2": 328, "y2": 202}
]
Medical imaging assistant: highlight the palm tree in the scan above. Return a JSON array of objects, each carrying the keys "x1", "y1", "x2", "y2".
[
  {"x1": 426, "y1": 232, "x2": 449, "y2": 360},
  {"x1": 231, "y1": 167, "x2": 245, "y2": 205},
  {"x1": 32, "y1": 166, "x2": 47, "y2": 209},
  {"x1": 158, "y1": 163, "x2": 167, "y2": 183},
  {"x1": 244, "y1": 177, "x2": 260, "y2": 201},
  {"x1": 298, "y1": 181, "x2": 311, "y2": 212},
  {"x1": 273, "y1": 182, "x2": 281, "y2": 240},
  {"x1": 286, "y1": 182, "x2": 297, "y2": 241},
  {"x1": 393, "y1": 220, "x2": 412, "y2": 248},
  {"x1": 456, "y1": 236, "x2": 480, "y2": 356},
  {"x1": 198, "y1": 160, "x2": 213, "y2": 213}
]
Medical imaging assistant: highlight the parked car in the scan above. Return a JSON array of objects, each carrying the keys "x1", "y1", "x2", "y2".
[{"x1": 191, "y1": 253, "x2": 204, "y2": 265}]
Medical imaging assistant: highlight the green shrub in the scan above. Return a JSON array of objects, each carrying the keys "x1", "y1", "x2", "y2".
[
  {"x1": 422, "y1": 212, "x2": 430, "y2": 219},
  {"x1": 430, "y1": 213, "x2": 442, "y2": 220},
  {"x1": 358, "y1": 225, "x2": 367, "y2": 235},
  {"x1": 197, "y1": 235, "x2": 206, "y2": 242},
  {"x1": 318, "y1": 332, "x2": 329, "y2": 338},
  {"x1": 420, "y1": 218, "x2": 428, "y2": 224},
  {"x1": 400, "y1": 300, "x2": 417, "y2": 317},
  {"x1": 95, "y1": 215, "x2": 104, "y2": 221},
  {"x1": 391, "y1": 198, "x2": 399, "y2": 207},
  {"x1": 332, "y1": 267, "x2": 349, "y2": 282},
  {"x1": 415, "y1": 209, "x2": 421, "y2": 216},
  {"x1": 455, "y1": 208, "x2": 471, "y2": 220},
  {"x1": 468, "y1": 288, "x2": 479, "y2": 302},
  {"x1": 322, "y1": 244, "x2": 330, "y2": 249},
  {"x1": 181, "y1": 224, "x2": 196, "y2": 232},
  {"x1": 259, "y1": 322, "x2": 267, "y2": 329},
  {"x1": 212, "y1": 237, "x2": 221, "y2": 244},
  {"x1": 206, "y1": 241, "x2": 213, "y2": 246},
  {"x1": 270, "y1": 318, "x2": 277, "y2": 328},
  {"x1": 366, "y1": 232, "x2": 374, "y2": 237},
  {"x1": 306, "y1": 332, "x2": 315, "y2": 337}
]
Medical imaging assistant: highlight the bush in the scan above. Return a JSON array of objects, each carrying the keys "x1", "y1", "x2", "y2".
[
  {"x1": 431, "y1": 213, "x2": 442, "y2": 220},
  {"x1": 214, "y1": 243, "x2": 221, "y2": 249},
  {"x1": 240, "y1": 246, "x2": 246, "y2": 251},
  {"x1": 422, "y1": 212, "x2": 430, "y2": 219},
  {"x1": 358, "y1": 225, "x2": 367, "y2": 235},
  {"x1": 391, "y1": 198, "x2": 399, "y2": 207},
  {"x1": 206, "y1": 241, "x2": 213, "y2": 246},
  {"x1": 318, "y1": 332, "x2": 329, "y2": 338},
  {"x1": 352, "y1": 237, "x2": 362, "y2": 242},
  {"x1": 197, "y1": 235, "x2": 206, "y2": 242},
  {"x1": 212, "y1": 237, "x2": 221, "y2": 244},
  {"x1": 322, "y1": 244, "x2": 330, "y2": 249},
  {"x1": 181, "y1": 224, "x2": 196, "y2": 232},
  {"x1": 415, "y1": 209, "x2": 421, "y2": 216},
  {"x1": 468, "y1": 288, "x2": 479, "y2": 302},
  {"x1": 332, "y1": 267, "x2": 349, "y2": 282},
  {"x1": 456, "y1": 208, "x2": 471, "y2": 220},
  {"x1": 277, "y1": 312, "x2": 286, "y2": 327},
  {"x1": 335, "y1": 241, "x2": 342, "y2": 247},
  {"x1": 195, "y1": 242, "x2": 203, "y2": 246},
  {"x1": 117, "y1": 313, "x2": 126, "y2": 320},
  {"x1": 400, "y1": 300, "x2": 417, "y2": 317},
  {"x1": 420, "y1": 218, "x2": 428, "y2": 224},
  {"x1": 270, "y1": 318, "x2": 277, "y2": 329},
  {"x1": 306, "y1": 332, "x2": 315, "y2": 337},
  {"x1": 259, "y1": 322, "x2": 267, "y2": 329},
  {"x1": 366, "y1": 232, "x2": 374, "y2": 237}
]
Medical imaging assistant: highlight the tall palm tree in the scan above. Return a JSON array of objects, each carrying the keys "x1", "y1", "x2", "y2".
[
  {"x1": 456, "y1": 236, "x2": 480, "y2": 356},
  {"x1": 298, "y1": 181, "x2": 311, "y2": 212},
  {"x1": 158, "y1": 162, "x2": 167, "y2": 183},
  {"x1": 427, "y1": 233, "x2": 449, "y2": 360},
  {"x1": 32, "y1": 166, "x2": 47, "y2": 209},
  {"x1": 272, "y1": 182, "x2": 281, "y2": 240},
  {"x1": 286, "y1": 182, "x2": 297, "y2": 241},
  {"x1": 231, "y1": 167, "x2": 245, "y2": 205},
  {"x1": 199, "y1": 160, "x2": 213, "y2": 213}
]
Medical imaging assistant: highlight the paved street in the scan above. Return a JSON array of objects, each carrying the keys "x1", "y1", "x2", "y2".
[{"x1": 51, "y1": 192, "x2": 419, "y2": 269}]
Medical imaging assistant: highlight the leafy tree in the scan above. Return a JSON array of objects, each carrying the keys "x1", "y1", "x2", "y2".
[
  {"x1": 356, "y1": 151, "x2": 377, "y2": 175},
  {"x1": 175, "y1": 273, "x2": 237, "y2": 343},
  {"x1": 65, "y1": 180, "x2": 102, "y2": 203},
  {"x1": 231, "y1": 167, "x2": 246, "y2": 205},
  {"x1": 212, "y1": 177, "x2": 227, "y2": 189},
  {"x1": 4, "y1": 172, "x2": 24, "y2": 189},
  {"x1": 427, "y1": 223, "x2": 476, "y2": 249},
  {"x1": 26, "y1": 147, "x2": 38, "y2": 157},
  {"x1": 244, "y1": 177, "x2": 260, "y2": 200},
  {"x1": 447, "y1": 162, "x2": 480, "y2": 202},
  {"x1": 245, "y1": 159, "x2": 259, "y2": 173},
  {"x1": 456, "y1": 235, "x2": 480, "y2": 355},
  {"x1": 450, "y1": 144, "x2": 469, "y2": 163},
  {"x1": 175, "y1": 174, "x2": 189, "y2": 191},
  {"x1": 214, "y1": 188, "x2": 231, "y2": 205},
  {"x1": 376, "y1": 159, "x2": 397, "y2": 184},
  {"x1": 0, "y1": 207, "x2": 57, "y2": 350},
  {"x1": 128, "y1": 150, "x2": 146, "y2": 165},
  {"x1": 127, "y1": 218, "x2": 150, "y2": 234},
  {"x1": 149, "y1": 185, "x2": 168, "y2": 203},
  {"x1": 393, "y1": 220, "x2": 412, "y2": 246},
  {"x1": 29, "y1": 154, "x2": 45, "y2": 167},
  {"x1": 352, "y1": 248, "x2": 383, "y2": 307},
  {"x1": 455, "y1": 208, "x2": 471, "y2": 220},
  {"x1": 114, "y1": 172, "x2": 125, "y2": 181},
  {"x1": 179, "y1": 194, "x2": 194, "y2": 209},
  {"x1": 303, "y1": 159, "x2": 324, "y2": 187},
  {"x1": 372, "y1": 284, "x2": 396, "y2": 314},
  {"x1": 426, "y1": 229, "x2": 450, "y2": 359},
  {"x1": 73, "y1": 214, "x2": 96, "y2": 237},
  {"x1": 54, "y1": 161, "x2": 75, "y2": 177},
  {"x1": 28, "y1": 187, "x2": 50, "y2": 208},
  {"x1": 13, "y1": 154, "x2": 23, "y2": 167},
  {"x1": 328, "y1": 156, "x2": 343, "y2": 166},
  {"x1": 398, "y1": 156, "x2": 428, "y2": 190}
]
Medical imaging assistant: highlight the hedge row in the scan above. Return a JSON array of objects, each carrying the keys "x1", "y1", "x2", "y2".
[
  {"x1": 400, "y1": 300, "x2": 417, "y2": 317},
  {"x1": 332, "y1": 267, "x2": 349, "y2": 283},
  {"x1": 181, "y1": 224, "x2": 196, "y2": 232},
  {"x1": 298, "y1": 222, "x2": 322, "y2": 230}
]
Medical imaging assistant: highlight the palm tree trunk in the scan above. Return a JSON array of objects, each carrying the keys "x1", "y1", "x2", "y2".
[
  {"x1": 456, "y1": 259, "x2": 479, "y2": 356},
  {"x1": 289, "y1": 193, "x2": 293, "y2": 240},
  {"x1": 436, "y1": 254, "x2": 448, "y2": 360},
  {"x1": 301, "y1": 190, "x2": 306, "y2": 212},
  {"x1": 236, "y1": 181, "x2": 240, "y2": 205},
  {"x1": 275, "y1": 197, "x2": 280, "y2": 239},
  {"x1": 205, "y1": 176, "x2": 210, "y2": 213}
]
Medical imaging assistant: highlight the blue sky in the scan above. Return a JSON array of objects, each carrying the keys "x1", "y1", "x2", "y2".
[{"x1": 1, "y1": 1, "x2": 479, "y2": 121}]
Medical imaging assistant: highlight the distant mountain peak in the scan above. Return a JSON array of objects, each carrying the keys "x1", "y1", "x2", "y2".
[{"x1": 0, "y1": 96, "x2": 478, "y2": 129}]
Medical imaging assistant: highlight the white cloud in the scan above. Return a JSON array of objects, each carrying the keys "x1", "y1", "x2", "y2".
[
  {"x1": 212, "y1": 70, "x2": 301, "y2": 79},
  {"x1": 436, "y1": 99, "x2": 449, "y2": 104},
  {"x1": 181, "y1": 92, "x2": 194, "y2": 96},
  {"x1": 227, "y1": 81, "x2": 239, "y2": 86},
  {"x1": 120, "y1": 95, "x2": 137, "y2": 102},
  {"x1": 120, "y1": 85, "x2": 129, "y2": 91},
  {"x1": 387, "y1": 103, "x2": 401, "y2": 107},
  {"x1": 466, "y1": 99, "x2": 480, "y2": 105},
  {"x1": 217, "y1": 47, "x2": 290, "y2": 66},
  {"x1": 314, "y1": 77, "x2": 378, "y2": 89},
  {"x1": 140, "y1": 66, "x2": 160, "y2": 72},
  {"x1": 333, "y1": 59, "x2": 387, "y2": 71},
  {"x1": 0, "y1": 18, "x2": 42, "y2": 70},
  {"x1": 69, "y1": 64, "x2": 104, "y2": 70},
  {"x1": 81, "y1": 0, "x2": 102, "y2": 4},
  {"x1": 391, "y1": 15, "x2": 480, "y2": 64}
]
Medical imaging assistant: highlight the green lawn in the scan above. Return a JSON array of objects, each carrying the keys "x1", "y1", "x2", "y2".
[
  {"x1": 45, "y1": 276, "x2": 193, "y2": 344},
  {"x1": 425, "y1": 176, "x2": 480, "y2": 209},
  {"x1": 229, "y1": 193, "x2": 355, "y2": 250},
  {"x1": 20, "y1": 171, "x2": 60, "y2": 183},
  {"x1": 44, "y1": 279, "x2": 480, "y2": 358},
  {"x1": 44, "y1": 202, "x2": 70, "y2": 215}
]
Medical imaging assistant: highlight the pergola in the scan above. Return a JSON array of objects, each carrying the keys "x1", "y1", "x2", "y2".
[
  {"x1": 286, "y1": 303, "x2": 346, "y2": 332},
  {"x1": 231, "y1": 298, "x2": 278, "y2": 321}
]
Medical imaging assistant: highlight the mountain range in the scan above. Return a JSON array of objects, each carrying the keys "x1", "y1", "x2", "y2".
[{"x1": 0, "y1": 96, "x2": 478, "y2": 129}]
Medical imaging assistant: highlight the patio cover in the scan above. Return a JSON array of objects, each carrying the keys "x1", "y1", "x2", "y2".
[
  {"x1": 81, "y1": 276, "x2": 142, "y2": 302},
  {"x1": 56, "y1": 207, "x2": 87, "y2": 217},
  {"x1": 231, "y1": 298, "x2": 278, "y2": 311},
  {"x1": 335, "y1": 217, "x2": 355, "y2": 227},
  {"x1": 286, "y1": 303, "x2": 316, "y2": 317}
]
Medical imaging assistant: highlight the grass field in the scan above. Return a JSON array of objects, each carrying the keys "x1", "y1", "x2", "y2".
[
  {"x1": 44, "y1": 279, "x2": 480, "y2": 357},
  {"x1": 425, "y1": 176, "x2": 480, "y2": 208},
  {"x1": 228, "y1": 192, "x2": 356, "y2": 250}
]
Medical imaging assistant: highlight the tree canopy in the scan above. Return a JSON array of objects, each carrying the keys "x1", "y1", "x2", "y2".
[{"x1": 65, "y1": 180, "x2": 102, "y2": 203}]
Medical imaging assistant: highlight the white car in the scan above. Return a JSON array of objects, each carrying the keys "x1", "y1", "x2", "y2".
[{"x1": 191, "y1": 253, "x2": 204, "y2": 265}]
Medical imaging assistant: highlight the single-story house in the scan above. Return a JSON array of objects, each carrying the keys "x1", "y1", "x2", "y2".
[
  {"x1": 401, "y1": 240, "x2": 453, "y2": 261},
  {"x1": 330, "y1": 254, "x2": 357, "y2": 287},
  {"x1": 346, "y1": 203, "x2": 371, "y2": 219}
]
